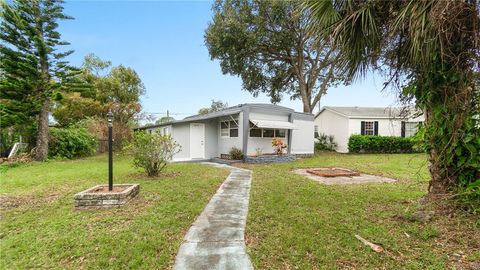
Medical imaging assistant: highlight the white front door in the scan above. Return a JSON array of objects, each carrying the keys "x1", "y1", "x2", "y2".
[{"x1": 190, "y1": 123, "x2": 205, "y2": 159}]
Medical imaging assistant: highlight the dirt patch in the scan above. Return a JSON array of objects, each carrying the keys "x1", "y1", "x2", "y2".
[
  {"x1": 90, "y1": 186, "x2": 128, "y2": 193},
  {"x1": 293, "y1": 168, "x2": 396, "y2": 185},
  {"x1": 0, "y1": 192, "x2": 60, "y2": 211},
  {"x1": 306, "y1": 168, "x2": 360, "y2": 177}
]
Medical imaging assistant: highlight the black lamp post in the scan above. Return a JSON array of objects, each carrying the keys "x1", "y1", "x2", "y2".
[{"x1": 107, "y1": 111, "x2": 113, "y2": 191}]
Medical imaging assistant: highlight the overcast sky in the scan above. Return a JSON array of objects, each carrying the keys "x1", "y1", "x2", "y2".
[{"x1": 60, "y1": 0, "x2": 399, "y2": 120}]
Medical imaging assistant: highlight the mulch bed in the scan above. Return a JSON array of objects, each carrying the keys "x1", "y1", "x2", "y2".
[{"x1": 306, "y1": 168, "x2": 360, "y2": 177}]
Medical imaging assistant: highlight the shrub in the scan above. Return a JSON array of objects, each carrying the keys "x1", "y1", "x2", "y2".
[
  {"x1": 315, "y1": 133, "x2": 337, "y2": 151},
  {"x1": 272, "y1": 138, "x2": 287, "y2": 155},
  {"x1": 348, "y1": 135, "x2": 419, "y2": 153},
  {"x1": 49, "y1": 127, "x2": 97, "y2": 159},
  {"x1": 229, "y1": 147, "x2": 244, "y2": 160},
  {"x1": 131, "y1": 131, "x2": 181, "y2": 177}
]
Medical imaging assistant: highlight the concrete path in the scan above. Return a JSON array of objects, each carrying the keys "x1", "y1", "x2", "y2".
[{"x1": 173, "y1": 162, "x2": 254, "y2": 270}]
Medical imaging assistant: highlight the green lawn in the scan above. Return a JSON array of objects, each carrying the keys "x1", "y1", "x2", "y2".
[
  {"x1": 1, "y1": 153, "x2": 478, "y2": 269},
  {"x1": 0, "y1": 155, "x2": 228, "y2": 269},
  {"x1": 243, "y1": 152, "x2": 480, "y2": 269}
]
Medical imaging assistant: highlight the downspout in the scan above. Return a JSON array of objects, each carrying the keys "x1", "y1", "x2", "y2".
[
  {"x1": 242, "y1": 107, "x2": 250, "y2": 161},
  {"x1": 287, "y1": 113, "x2": 293, "y2": 155}
]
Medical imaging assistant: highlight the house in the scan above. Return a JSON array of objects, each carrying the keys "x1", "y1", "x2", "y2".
[
  {"x1": 314, "y1": 106, "x2": 424, "y2": 153},
  {"x1": 137, "y1": 103, "x2": 314, "y2": 161}
]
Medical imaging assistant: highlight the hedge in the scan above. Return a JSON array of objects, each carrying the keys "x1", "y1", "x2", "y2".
[
  {"x1": 49, "y1": 127, "x2": 97, "y2": 159},
  {"x1": 348, "y1": 135, "x2": 420, "y2": 153}
]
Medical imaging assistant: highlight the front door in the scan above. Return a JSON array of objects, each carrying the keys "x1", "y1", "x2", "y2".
[{"x1": 190, "y1": 123, "x2": 205, "y2": 159}]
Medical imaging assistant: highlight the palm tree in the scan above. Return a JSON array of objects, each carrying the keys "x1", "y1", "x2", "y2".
[{"x1": 305, "y1": 0, "x2": 480, "y2": 197}]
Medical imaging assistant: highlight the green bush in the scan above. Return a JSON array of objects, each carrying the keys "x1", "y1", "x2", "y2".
[
  {"x1": 348, "y1": 135, "x2": 420, "y2": 153},
  {"x1": 131, "y1": 131, "x2": 181, "y2": 177},
  {"x1": 229, "y1": 147, "x2": 244, "y2": 160},
  {"x1": 315, "y1": 133, "x2": 337, "y2": 151},
  {"x1": 49, "y1": 127, "x2": 97, "y2": 159}
]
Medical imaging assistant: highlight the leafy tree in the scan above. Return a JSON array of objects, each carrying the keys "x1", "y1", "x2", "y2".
[
  {"x1": 155, "y1": 116, "x2": 175, "y2": 124},
  {"x1": 307, "y1": 0, "x2": 480, "y2": 199},
  {"x1": 0, "y1": 0, "x2": 75, "y2": 160},
  {"x1": 198, "y1": 99, "x2": 228, "y2": 115},
  {"x1": 52, "y1": 54, "x2": 145, "y2": 128},
  {"x1": 205, "y1": 0, "x2": 345, "y2": 113}
]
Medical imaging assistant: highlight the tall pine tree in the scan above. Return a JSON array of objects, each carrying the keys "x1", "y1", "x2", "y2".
[{"x1": 0, "y1": 0, "x2": 74, "y2": 160}]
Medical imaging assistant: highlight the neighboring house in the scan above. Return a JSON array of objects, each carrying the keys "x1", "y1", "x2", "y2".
[
  {"x1": 136, "y1": 103, "x2": 314, "y2": 161},
  {"x1": 314, "y1": 106, "x2": 424, "y2": 153}
]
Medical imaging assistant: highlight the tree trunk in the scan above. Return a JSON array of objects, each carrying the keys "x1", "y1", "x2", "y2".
[
  {"x1": 35, "y1": 98, "x2": 49, "y2": 161},
  {"x1": 302, "y1": 101, "x2": 312, "y2": 113}
]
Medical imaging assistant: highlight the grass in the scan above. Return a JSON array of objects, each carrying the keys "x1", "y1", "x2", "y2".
[
  {"x1": 1, "y1": 152, "x2": 478, "y2": 269},
  {"x1": 242, "y1": 152, "x2": 480, "y2": 269},
  {"x1": 0, "y1": 155, "x2": 228, "y2": 269}
]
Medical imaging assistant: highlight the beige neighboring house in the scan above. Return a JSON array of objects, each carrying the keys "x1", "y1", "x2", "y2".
[{"x1": 314, "y1": 106, "x2": 424, "y2": 153}]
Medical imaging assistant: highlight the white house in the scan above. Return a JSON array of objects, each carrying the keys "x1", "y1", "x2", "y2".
[
  {"x1": 137, "y1": 103, "x2": 314, "y2": 161},
  {"x1": 314, "y1": 106, "x2": 424, "y2": 153}
]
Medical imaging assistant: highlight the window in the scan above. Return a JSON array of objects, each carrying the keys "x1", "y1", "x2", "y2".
[
  {"x1": 263, "y1": 129, "x2": 275, "y2": 137},
  {"x1": 275, "y1": 129, "x2": 286, "y2": 138},
  {"x1": 364, "y1": 121, "x2": 374, "y2": 135},
  {"x1": 162, "y1": 127, "x2": 170, "y2": 136},
  {"x1": 220, "y1": 120, "x2": 238, "y2": 138},
  {"x1": 249, "y1": 128, "x2": 262, "y2": 137},
  {"x1": 404, "y1": 122, "x2": 419, "y2": 137},
  {"x1": 314, "y1": 125, "x2": 319, "y2": 138},
  {"x1": 249, "y1": 121, "x2": 286, "y2": 138}
]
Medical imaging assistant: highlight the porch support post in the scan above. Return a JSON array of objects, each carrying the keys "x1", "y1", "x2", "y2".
[
  {"x1": 287, "y1": 113, "x2": 293, "y2": 155},
  {"x1": 242, "y1": 107, "x2": 250, "y2": 160}
]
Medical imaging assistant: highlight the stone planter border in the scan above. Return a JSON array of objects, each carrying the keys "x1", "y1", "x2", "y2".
[
  {"x1": 245, "y1": 154, "x2": 296, "y2": 163},
  {"x1": 74, "y1": 184, "x2": 139, "y2": 209}
]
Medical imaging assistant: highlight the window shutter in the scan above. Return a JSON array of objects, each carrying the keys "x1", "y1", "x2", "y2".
[
  {"x1": 360, "y1": 121, "x2": 365, "y2": 135},
  {"x1": 401, "y1": 121, "x2": 406, "y2": 137},
  {"x1": 374, "y1": 121, "x2": 379, "y2": 136}
]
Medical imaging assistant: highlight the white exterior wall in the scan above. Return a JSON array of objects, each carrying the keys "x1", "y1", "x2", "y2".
[
  {"x1": 290, "y1": 119, "x2": 314, "y2": 154},
  {"x1": 315, "y1": 109, "x2": 425, "y2": 153},
  {"x1": 314, "y1": 110, "x2": 350, "y2": 152},
  {"x1": 171, "y1": 123, "x2": 190, "y2": 160},
  {"x1": 204, "y1": 119, "x2": 219, "y2": 159},
  {"x1": 247, "y1": 111, "x2": 290, "y2": 155},
  {"x1": 217, "y1": 112, "x2": 243, "y2": 155},
  {"x1": 348, "y1": 118, "x2": 403, "y2": 137}
]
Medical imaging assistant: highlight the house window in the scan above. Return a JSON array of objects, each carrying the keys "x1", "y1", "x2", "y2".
[
  {"x1": 404, "y1": 122, "x2": 419, "y2": 137},
  {"x1": 162, "y1": 127, "x2": 170, "y2": 136},
  {"x1": 249, "y1": 122, "x2": 286, "y2": 138},
  {"x1": 220, "y1": 120, "x2": 238, "y2": 138},
  {"x1": 314, "y1": 125, "x2": 319, "y2": 138},
  {"x1": 275, "y1": 129, "x2": 286, "y2": 138},
  {"x1": 364, "y1": 121, "x2": 374, "y2": 135}
]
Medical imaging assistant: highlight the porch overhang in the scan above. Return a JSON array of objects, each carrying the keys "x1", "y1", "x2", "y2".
[{"x1": 249, "y1": 118, "x2": 296, "y2": 129}]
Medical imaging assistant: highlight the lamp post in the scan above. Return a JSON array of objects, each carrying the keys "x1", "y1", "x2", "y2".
[{"x1": 107, "y1": 111, "x2": 113, "y2": 191}]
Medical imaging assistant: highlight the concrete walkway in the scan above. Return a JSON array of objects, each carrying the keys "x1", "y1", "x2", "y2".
[{"x1": 173, "y1": 162, "x2": 254, "y2": 270}]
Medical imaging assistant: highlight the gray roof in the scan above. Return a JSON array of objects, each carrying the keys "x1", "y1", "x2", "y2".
[
  {"x1": 317, "y1": 106, "x2": 418, "y2": 119},
  {"x1": 136, "y1": 103, "x2": 312, "y2": 130}
]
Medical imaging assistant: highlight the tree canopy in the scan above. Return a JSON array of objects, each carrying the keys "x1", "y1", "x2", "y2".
[
  {"x1": 306, "y1": 0, "x2": 480, "y2": 201},
  {"x1": 0, "y1": 0, "x2": 76, "y2": 160},
  {"x1": 198, "y1": 99, "x2": 228, "y2": 115},
  {"x1": 205, "y1": 0, "x2": 346, "y2": 113}
]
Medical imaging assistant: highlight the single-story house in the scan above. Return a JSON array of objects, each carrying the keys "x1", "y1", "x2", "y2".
[
  {"x1": 314, "y1": 106, "x2": 424, "y2": 153},
  {"x1": 137, "y1": 103, "x2": 314, "y2": 161}
]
